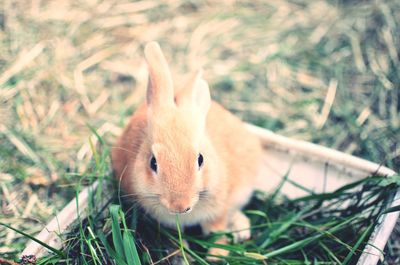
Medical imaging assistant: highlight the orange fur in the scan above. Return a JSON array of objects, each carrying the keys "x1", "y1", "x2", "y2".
[{"x1": 112, "y1": 42, "x2": 263, "y2": 257}]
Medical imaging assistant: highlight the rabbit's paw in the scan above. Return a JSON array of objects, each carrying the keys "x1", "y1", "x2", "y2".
[
  {"x1": 230, "y1": 211, "x2": 251, "y2": 242},
  {"x1": 207, "y1": 247, "x2": 229, "y2": 262}
]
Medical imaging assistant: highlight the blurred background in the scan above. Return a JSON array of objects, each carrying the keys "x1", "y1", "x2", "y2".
[{"x1": 0, "y1": 0, "x2": 399, "y2": 262}]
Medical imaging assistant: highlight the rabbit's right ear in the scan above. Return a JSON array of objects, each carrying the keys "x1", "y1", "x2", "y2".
[
  {"x1": 144, "y1": 42, "x2": 175, "y2": 111},
  {"x1": 176, "y1": 69, "x2": 211, "y2": 116}
]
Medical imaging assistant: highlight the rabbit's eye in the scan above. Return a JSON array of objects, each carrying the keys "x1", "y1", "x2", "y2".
[
  {"x1": 198, "y1": 153, "x2": 204, "y2": 169},
  {"x1": 150, "y1": 156, "x2": 157, "y2": 173}
]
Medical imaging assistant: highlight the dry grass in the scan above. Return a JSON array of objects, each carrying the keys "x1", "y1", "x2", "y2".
[{"x1": 0, "y1": 0, "x2": 399, "y2": 263}]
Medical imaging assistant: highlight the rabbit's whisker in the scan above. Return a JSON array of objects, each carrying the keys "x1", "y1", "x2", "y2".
[
  {"x1": 111, "y1": 146, "x2": 136, "y2": 155},
  {"x1": 199, "y1": 190, "x2": 209, "y2": 200}
]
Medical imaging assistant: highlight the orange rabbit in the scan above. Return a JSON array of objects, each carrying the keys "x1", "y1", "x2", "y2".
[{"x1": 112, "y1": 42, "x2": 262, "y2": 258}]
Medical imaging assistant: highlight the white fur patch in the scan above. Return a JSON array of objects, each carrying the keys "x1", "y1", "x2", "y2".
[{"x1": 143, "y1": 198, "x2": 222, "y2": 228}]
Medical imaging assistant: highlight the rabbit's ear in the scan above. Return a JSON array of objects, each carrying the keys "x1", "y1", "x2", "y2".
[
  {"x1": 144, "y1": 42, "x2": 175, "y2": 110},
  {"x1": 176, "y1": 69, "x2": 211, "y2": 115}
]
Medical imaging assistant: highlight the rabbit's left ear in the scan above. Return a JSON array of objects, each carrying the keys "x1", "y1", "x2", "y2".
[
  {"x1": 176, "y1": 69, "x2": 211, "y2": 115},
  {"x1": 144, "y1": 42, "x2": 175, "y2": 111}
]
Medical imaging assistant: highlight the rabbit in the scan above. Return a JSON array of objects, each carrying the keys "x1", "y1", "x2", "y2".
[{"x1": 112, "y1": 41, "x2": 263, "y2": 259}]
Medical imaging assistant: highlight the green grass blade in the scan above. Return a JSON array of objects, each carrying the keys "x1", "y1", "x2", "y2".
[
  {"x1": 243, "y1": 251, "x2": 267, "y2": 260},
  {"x1": 342, "y1": 223, "x2": 373, "y2": 265},
  {"x1": 176, "y1": 215, "x2": 190, "y2": 265},
  {"x1": 292, "y1": 177, "x2": 372, "y2": 203},
  {"x1": 120, "y1": 208, "x2": 141, "y2": 265},
  {"x1": 97, "y1": 231, "x2": 128, "y2": 265},
  {"x1": 286, "y1": 178, "x2": 316, "y2": 195},
  {"x1": 259, "y1": 206, "x2": 311, "y2": 248},
  {"x1": 187, "y1": 236, "x2": 245, "y2": 252},
  {"x1": 318, "y1": 241, "x2": 341, "y2": 264},
  {"x1": 263, "y1": 215, "x2": 358, "y2": 258},
  {"x1": 268, "y1": 169, "x2": 290, "y2": 202},
  {"x1": 123, "y1": 231, "x2": 141, "y2": 265},
  {"x1": 0, "y1": 222, "x2": 65, "y2": 257},
  {"x1": 159, "y1": 228, "x2": 209, "y2": 265},
  {"x1": 86, "y1": 239, "x2": 101, "y2": 265},
  {"x1": 110, "y1": 205, "x2": 126, "y2": 259},
  {"x1": 382, "y1": 205, "x2": 400, "y2": 214}
]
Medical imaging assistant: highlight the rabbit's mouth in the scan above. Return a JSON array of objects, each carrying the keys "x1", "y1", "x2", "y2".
[
  {"x1": 167, "y1": 206, "x2": 193, "y2": 215},
  {"x1": 159, "y1": 194, "x2": 199, "y2": 215}
]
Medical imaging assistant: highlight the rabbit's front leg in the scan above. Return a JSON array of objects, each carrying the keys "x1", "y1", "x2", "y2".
[
  {"x1": 202, "y1": 210, "x2": 251, "y2": 261},
  {"x1": 229, "y1": 210, "x2": 251, "y2": 242},
  {"x1": 202, "y1": 214, "x2": 230, "y2": 260}
]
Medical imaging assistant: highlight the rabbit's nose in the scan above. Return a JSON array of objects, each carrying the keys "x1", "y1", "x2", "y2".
[
  {"x1": 161, "y1": 197, "x2": 193, "y2": 214},
  {"x1": 170, "y1": 206, "x2": 192, "y2": 214}
]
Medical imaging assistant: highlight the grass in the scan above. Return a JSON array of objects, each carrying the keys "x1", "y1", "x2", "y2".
[{"x1": 0, "y1": 0, "x2": 399, "y2": 264}]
